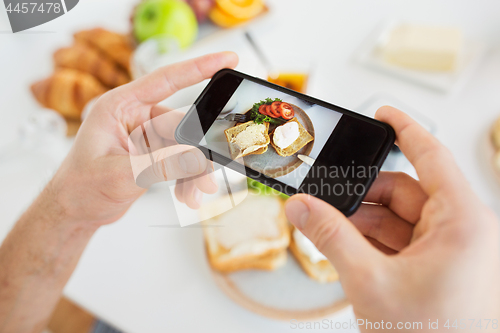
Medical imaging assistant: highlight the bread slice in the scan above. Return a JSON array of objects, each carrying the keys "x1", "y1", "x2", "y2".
[
  {"x1": 270, "y1": 118, "x2": 314, "y2": 157},
  {"x1": 224, "y1": 121, "x2": 270, "y2": 159},
  {"x1": 207, "y1": 248, "x2": 287, "y2": 273},
  {"x1": 289, "y1": 226, "x2": 339, "y2": 283},
  {"x1": 202, "y1": 194, "x2": 290, "y2": 273}
]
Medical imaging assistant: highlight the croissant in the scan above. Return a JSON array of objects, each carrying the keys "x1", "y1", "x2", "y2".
[
  {"x1": 54, "y1": 43, "x2": 130, "y2": 88},
  {"x1": 31, "y1": 69, "x2": 106, "y2": 120},
  {"x1": 74, "y1": 28, "x2": 133, "y2": 73}
]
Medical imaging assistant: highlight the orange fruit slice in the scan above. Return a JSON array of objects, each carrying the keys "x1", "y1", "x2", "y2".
[
  {"x1": 215, "y1": 0, "x2": 264, "y2": 20},
  {"x1": 209, "y1": 5, "x2": 249, "y2": 28}
]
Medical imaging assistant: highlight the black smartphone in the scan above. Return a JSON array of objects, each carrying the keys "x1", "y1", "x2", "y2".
[{"x1": 175, "y1": 69, "x2": 395, "y2": 216}]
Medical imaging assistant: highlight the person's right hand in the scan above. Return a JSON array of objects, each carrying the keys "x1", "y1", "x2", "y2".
[{"x1": 285, "y1": 106, "x2": 500, "y2": 332}]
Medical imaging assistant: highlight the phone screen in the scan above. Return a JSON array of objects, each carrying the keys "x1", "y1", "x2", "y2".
[
  {"x1": 203, "y1": 78, "x2": 341, "y2": 190},
  {"x1": 176, "y1": 70, "x2": 394, "y2": 215}
]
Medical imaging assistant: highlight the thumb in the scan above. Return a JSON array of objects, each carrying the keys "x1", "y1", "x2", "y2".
[
  {"x1": 130, "y1": 145, "x2": 208, "y2": 188},
  {"x1": 285, "y1": 194, "x2": 383, "y2": 275}
]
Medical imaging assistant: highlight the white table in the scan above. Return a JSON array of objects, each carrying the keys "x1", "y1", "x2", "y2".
[{"x1": 1, "y1": 1, "x2": 500, "y2": 332}]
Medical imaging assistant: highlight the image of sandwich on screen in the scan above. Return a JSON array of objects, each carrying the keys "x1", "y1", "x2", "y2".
[{"x1": 202, "y1": 79, "x2": 342, "y2": 189}]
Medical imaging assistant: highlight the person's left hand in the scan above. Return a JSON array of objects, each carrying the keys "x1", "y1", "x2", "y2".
[{"x1": 49, "y1": 52, "x2": 239, "y2": 226}]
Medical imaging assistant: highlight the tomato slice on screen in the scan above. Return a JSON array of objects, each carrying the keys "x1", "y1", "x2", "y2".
[
  {"x1": 270, "y1": 101, "x2": 282, "y2": 118},
  {"x1": 279, "y1": 103, "x2": 294, "y2": 120},
  {"x1": 266, "y1": 104, "x2": 275, "y2": 118},
  {"x1": 258, "y1": 104, "x2": 268, "y2": 115}
]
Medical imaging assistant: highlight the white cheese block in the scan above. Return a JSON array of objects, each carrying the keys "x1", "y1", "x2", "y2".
[{"x1": 383, "y1": 24, "x2": 463, "y2": 71}]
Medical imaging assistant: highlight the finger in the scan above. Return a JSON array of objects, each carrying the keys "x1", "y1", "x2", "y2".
[
  {"x1": 170, "y1": 154, "x2": 217, "y2": 196},
  {"x1": 349, "y1": 203, "x2": 414, "y2": 251},
  {"x1": 363, "y1": 171, "x2": 428, "y2": 224},
  {"x1": 366, "y1": 237, "x2": 398, "y2": 255},
  {"x1": 285, "y1": 194, "x2": 384, "y2": 275},
  {"x1": 191, "y1": 188, "x2": 203, "y2": 209},
  {"x1": 151, "y1": 105, "x2": 173, "y2": 117},
  {"x1": 180, "y1": 178, "x2": 203, "y2": 209},
  {"x1": 150, "y1": 105, "x2": 185, "y2": 141},
  {"x1": 131, "y1": 145, "x2": 208, "y2": 188},
  {"x1": 142, "y1": 111, "x2": 169, "y2": 152},
  {"x1": 128, "y1": 107, "x2": 171, "y2": 155},
  {"x1": 375, "y1": 106, "x2": 466, "y2": 195},
  {"x1": 124, "y1": 52, "x2": 238, "y2": 105},
  {"x1": 175, "y1": 179, "x2": 185, "y2": 203},
  {"x1": 193, "y1": 161, "x2": 218, "y2": 195}
]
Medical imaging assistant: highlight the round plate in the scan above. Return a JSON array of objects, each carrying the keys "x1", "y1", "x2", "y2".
[
  {"x1": 242, "y1": 104, "x2": 315, "y2": 178},
  {"x1": 209, "y1": 251, "x2": 349, "y2": 321}
]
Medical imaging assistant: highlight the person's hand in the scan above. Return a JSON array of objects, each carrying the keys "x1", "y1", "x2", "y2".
[
  {"x1": 50, "y1": 52, "x2": 238, "y2": 226},
  {"x1": 285, "y1": 106, "x2": 500, "y2": 331}
]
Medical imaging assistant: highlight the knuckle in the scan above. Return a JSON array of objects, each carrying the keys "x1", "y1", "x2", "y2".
[
  {"x1": 393, "y1": 171, "x2": 407, "y2": 180},
  {"x1": 394, "y1": 171, "x2": 414, "y2": 184},
  {"x1": 421, "y1": 197, "x2": 440, "y2": 219}
]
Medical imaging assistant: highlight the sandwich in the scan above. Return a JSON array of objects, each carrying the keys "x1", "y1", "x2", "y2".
[
  {"x1": 201, "y1": 193, "x2": 290, "y2": 273},
  {"x1": 289, "y1": 226, "x2": 339, "y2": 283},
  {"x1": 224, "y1": 121, "x2": 270, "y2": 159},
  {"x1": 270, "y1": 118, "x2": 314, "y2": 157}
]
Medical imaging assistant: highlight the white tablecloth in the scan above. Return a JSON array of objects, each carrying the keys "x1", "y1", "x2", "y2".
[{"x1": 1, "y1": 0, "x2": 500, "y2": 332}]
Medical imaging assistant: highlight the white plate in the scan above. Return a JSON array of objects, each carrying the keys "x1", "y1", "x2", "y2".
[
  {"x1": 210, "y1": 250, "x2": 349, "y2": 321},
  {"x1": 353, "y1": 21, "x2": 487, "y2": 93}
]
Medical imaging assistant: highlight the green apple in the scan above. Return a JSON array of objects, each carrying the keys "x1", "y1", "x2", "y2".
[{"x1": 134, "y1": 0, "x2": 198, "y2": 49}]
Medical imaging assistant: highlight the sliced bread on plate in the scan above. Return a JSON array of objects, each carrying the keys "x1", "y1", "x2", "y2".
[
  {"x1": 224, "y1": 121, "x2": 270, "y2": 159},
  {"x1": 289, "y1": 226, "x2": 339, "y2": 283},
  {"x1": 201, "y1": 193, "x2": 289, "y2": 273},
  {"x1": 270, "y1": 118, "x2": 313, "y2": 157}
]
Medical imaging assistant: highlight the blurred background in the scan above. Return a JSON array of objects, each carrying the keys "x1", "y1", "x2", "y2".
[{"x1": 2, "y1": 0, "x2": 500, "y2": 332}]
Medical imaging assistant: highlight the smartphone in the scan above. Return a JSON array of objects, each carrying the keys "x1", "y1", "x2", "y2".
[{"x1": 175, "y1": 69, "x2": 395, "y2": 216}]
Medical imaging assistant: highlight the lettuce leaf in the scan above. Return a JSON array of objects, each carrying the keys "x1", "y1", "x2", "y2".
[{"x1": 249, "y1": 98, "x2": 283, "y2": 124}]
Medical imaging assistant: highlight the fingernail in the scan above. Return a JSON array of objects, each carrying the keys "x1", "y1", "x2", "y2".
[
  {"x1": 179, "y1": 152, "x2": 201, "y2": 174},
  {"x1": 285, "y1": 200, "x2": 310, "y2": 230}
]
